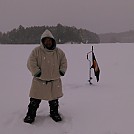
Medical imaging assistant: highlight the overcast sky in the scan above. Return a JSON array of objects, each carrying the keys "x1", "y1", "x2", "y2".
[{"x1": 0, "y1": 0, "x2": 134, "y2": 34}]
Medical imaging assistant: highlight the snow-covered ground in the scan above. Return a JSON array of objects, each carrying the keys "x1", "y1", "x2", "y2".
[{"x1": 0, "y1": 43, "x2": 134, "y2": 134}]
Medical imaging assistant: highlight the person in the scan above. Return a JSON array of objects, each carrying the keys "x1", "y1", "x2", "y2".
[{"x1": 24, "y1": 29, "x2": 67, "y2": 124}]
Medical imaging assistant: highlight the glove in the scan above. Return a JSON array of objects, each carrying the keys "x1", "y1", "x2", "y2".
[
  {"x1": 34, "y1": 70, "x2": 41, "y2": 77},
  {"x1": 59, "y1": 71, "x2": 65, "y2": 76}
]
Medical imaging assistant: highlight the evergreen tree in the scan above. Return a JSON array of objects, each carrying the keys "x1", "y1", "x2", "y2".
[{"x1": 0, "y1": 24, "x2": 100, "y2": 44}]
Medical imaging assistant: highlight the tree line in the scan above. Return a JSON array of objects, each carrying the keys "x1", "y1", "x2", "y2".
[
  {"x1": 99, "y1": 30, "x2": 134, "y2": 43},
  {"x1": 0, "y1": 24, "x2": 100, "y2": 44}
]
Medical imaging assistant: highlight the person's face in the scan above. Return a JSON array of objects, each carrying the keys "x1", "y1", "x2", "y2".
[{"x1": 43, "y1": 38, "x2": 53, "y2": 48}]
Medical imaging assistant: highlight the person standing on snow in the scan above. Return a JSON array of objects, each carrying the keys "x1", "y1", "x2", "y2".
[{"x1": 24, "y1": 29, "x2": 67, "y2": 124}]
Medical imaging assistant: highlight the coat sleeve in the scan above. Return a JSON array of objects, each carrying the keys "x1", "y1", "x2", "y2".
[
  {"x1": 59, "y1": 50, "x2": 67, "y2": 76},
  {"x1": 27, "y1": 48, "x2": 41, "y2": 76}
]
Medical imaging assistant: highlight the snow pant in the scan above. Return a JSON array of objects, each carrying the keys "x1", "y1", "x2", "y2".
[
  {"x1": 26, "y1": 98, "x2": 41, "y2": 118},
  {"x1": 48, "y1": 99, "x2": 59, "y2": 116},
  {"x1": 26, "y1": 98, "x2": 60, "y2": 118},
  {"x1": 48, "y1": 99, "x2": 62, "y2": 122}
]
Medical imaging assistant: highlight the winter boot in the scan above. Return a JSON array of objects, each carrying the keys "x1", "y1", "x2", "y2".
[
  {"x1": 24, "y1": 98, "x2": 41, "y2": 124},
  {"x1": 48, "y1": 99, "x2": 62, "y2": 122}
]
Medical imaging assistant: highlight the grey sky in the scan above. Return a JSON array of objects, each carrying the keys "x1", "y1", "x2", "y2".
[{"x1": 0, "y1": 0, "x2": 134, "y2": 33}]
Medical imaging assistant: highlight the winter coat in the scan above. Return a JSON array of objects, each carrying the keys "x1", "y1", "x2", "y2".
[{"x1": 27, "y1": 30, "x2": 67, "y2": 100}]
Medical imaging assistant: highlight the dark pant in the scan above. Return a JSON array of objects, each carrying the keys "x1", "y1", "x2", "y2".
[
  {"x1": 26, "y1": 98, "x2": 59, "y2": 117},
  {"x1": 26, "y1": 98, "x2": 41, "y2": 118},
  {"x1": 24, "y1": 98, "x2": 61, "y2": 122},
  {"x1": 48, "y1": 99, "x2": 59, "y2": 115}
]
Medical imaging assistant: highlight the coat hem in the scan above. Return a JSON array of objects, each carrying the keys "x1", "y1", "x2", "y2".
[{"x1": 29, "y1": 95, "x2": 63, "y2": 101}]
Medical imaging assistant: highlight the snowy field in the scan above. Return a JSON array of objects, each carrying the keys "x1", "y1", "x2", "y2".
[{"x1": 0, "y1": 43, "x2": 134, "y2": 134}]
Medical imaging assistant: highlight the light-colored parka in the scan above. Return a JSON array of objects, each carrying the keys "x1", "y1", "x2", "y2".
[{"x1": 27, "y1": 30, "x2": 67, "y2": 100}]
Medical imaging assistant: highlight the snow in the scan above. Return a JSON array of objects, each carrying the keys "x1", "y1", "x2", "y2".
[{"x1": 0, "y1": 43, "x2": 134, "y2": 134}]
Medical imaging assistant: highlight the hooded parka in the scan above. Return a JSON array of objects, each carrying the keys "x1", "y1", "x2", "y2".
[{"x1": 27, "y1": 30, "x2": 67, "y2": 100}]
